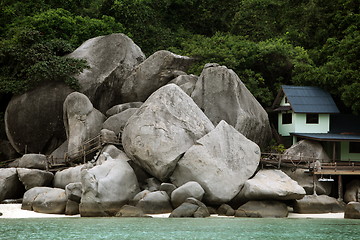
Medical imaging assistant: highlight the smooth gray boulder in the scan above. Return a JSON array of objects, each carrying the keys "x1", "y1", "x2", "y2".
[
  {"x1": 49, "y1": 140, "x2": 68, "y2": 165},
  {"x1": 344, "y1": 180, "x2": 360, "y2": 203},
  {"x1": 171, "y1": 181, "x2": 205, "y2": 208},
  {"x1": 5, "y1": 82, "x2": 72, "y2": 154},
  {"x1": 159, "y1": 183, "x2": 177, "y2": 197},
  {"x1": 121, "y1": 50, "x2": 193, "y2": 103},
  {"x1": 95, "y1": 144, "x2": 129, "y2": 166},
  {"x1": 65, "y1": 182, "x2": 82, "y2": 203},
  {"x1": 345, "y1": 202, "x2": 360, "y2": 219},
  {"x1": 0, "y1": 168, "x2": 24, "y2": 201},
  {"x1": 65, "y1": 200, "x2": 80, "y2": 215},
  {"x1": 191, "y1": 64, "x2": 271, "y2": 149},
  {"x1": 170, "y1": 197, "x2": 210, "y2": 218},
  {"x1": 80, "y1": 153, "x2": 140, "y2": 217},
  {"x1": 106, "y1": 102, "x2": 143, "y2": 117},
  {"x1": 136, "y1": 191, "x2": 173, "y2": 214},
  {"x1": 217, "y1": 204, "x2": 235, "y2": 216},
  {"x1": 282, "y1": 140, "x2": 331, "y2": 163},
  {"x1": 122, "y1": 84, "x2": 214, "y2": 181},
  {"x1": 63, "y1": 92, "x2": 106, "y2": 160},
  {"x1": 102, "y1": 108, "x2": 138, "y2": 135},
  {"x1": 235, "y1": 201, "x2": 288, "y2": 218},
  {"x1": 8, "y1": 154, "x2": 48, "y2": 170},
  {"x1": 293, "y1": 195, "x2": 345, "y2": 214},
  {"x1": 282, "y1": 168, "x2": 332, "y2": 195},
  {"x1": 171, "y1": 120, "x2": 260, "y2": 205},
  {"x1": 115, "y1": 205, "x2": 149, "y2": 217},
  {"x1": 67, "y1": 33, "x2": 145, "y2": 112},
  {"x1": 53, "y1": 164, "x2": 91, "y2": 189},
  {"x1": 22, "y1": 187, "x2": 67, "y2": 214},
  {"x1": 130, "y1": 190, "x2": 151, "y2": 206},
  {"x1": 169, "y1": 74, "x2": 198, "y2": 96},
  {"x1": 239, "y1": 169, "x2": 306, "y2": 201},
  {"x1": 17, "y1": 168, "x2": 53, "y2": 190}
]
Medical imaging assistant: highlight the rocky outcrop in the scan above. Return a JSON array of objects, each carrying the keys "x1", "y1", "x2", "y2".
[
  {"x1": 67, "y1": 33, "x2": 145, "y2": 112},
  {"x1": 170, "y1": 197, "x2": 210, "y2": 218},
  {"x1": 344, "y1": 202, "x2": 360, "y2": 219},
  {"x1": 22, "y1": 187, "x2": 67, "y2": 214},
  {"x1": 217, "y1": 204, "x2": 235, "y2": 216},
  {"x1": 121, "y1": 50, "x2": 194, "y2": 103},
  {"x1": 106, "y1": 102, "x2": 143, "y2": 117},
  {"x1": 102, "y1": 108, "x2": 138, "y2": 135},
  {"x1": 235, "y1": 201, "x2": 288, "y2": 218},
  {"x1": 54, "y1": 164, "x2": 91, "y2": 189},
  {"x1": 65, "y1": 182, "x2": 82, "y2": 203},
  {"x1": 282, "y1": 168, "x2": 332, "y2": 195},
  {"x1": 5, "y1": 82, "x2": 72, "y2": 154},
  {"x1": 135, "y1": 191, "x2": 173, "y2": 214},
  {"x1": 115, "y1": 205, "x2": 149, "y2": 217},
  {"x1": 238, "y1": 169, "x2": 306, "y2": 201},
  {"x1": 171, "y1": 120, "x2": 260, "y2": 205},
  {"x1": 344, "y1": 179, "x2": 360, "y2": 203},
  {"x1": 293, "y1": 195, "x2": 345, "y2": 214},
  {"x1": 122, "y1": 84, "x2": 214, "y2": 181},
  {"x1": 169, "y1": 74, "x2": 198, "y2": 96},
  {"x1": 0, "y1": 168, "x2": 24, "y2": 201},
  {"x1": 170, "y1": 181, "x2": 205, "y2": 208},
  {"x1": 80, "y1": 153, "x2": 140, "y2": 217},
  {"x1": 9, "y1": 154, "x2": 48, "y2": 170},
  {"x1": 17, "y1": 168, "x2": 53, "y2": 190},
  {"x1": 191, "y1": 64, "x2": 271, "y2": 149},
  {"x1": 282, "y1": 140, "x2": 331, "y2": 163},
  {"x1": 63, "y1": 92, "x2": 106, "y2": 159}
]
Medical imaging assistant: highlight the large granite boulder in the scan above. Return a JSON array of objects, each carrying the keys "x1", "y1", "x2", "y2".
[
  {"x1": 9, "y1": 154, "x2": 48, "y2": 170},
  {"x1": 106, "y1": 102, "x2": 143, "y2": 117},
  {"x1": 5, "y1": 82, "x2": 73, "y2": 154},
  {"x1": 169, "y1": 74, "x2": 198, "y2": 96},
  {"x1": 282, "y1": 140, "x2": 331, "y2": 163},
  {"x1": 49, "y1": 140, "x2": 68, "y2": 165},
  {"x1": 121, "y1": 50, "x2": 194, "y2": 103},
  {"x1": 159, "y1": 183, "x2": 177, "y2": 197},
  {"x1": 0, "y1": 168, "x2": 24, "y2": 201},
  {"x1": 344, "y1": 202, "x2": 360, "y2": 219},
  {"x1": 344, "y1": 179, "x2": 360, "y2": 203},
  {"x1": 191, "y1": 64, "x2": 271, "y2": 149},
  {"x1": 17, "y1": 168, "x2": 53, "y2": 190},
  {"x1": 80, "y1": 153, "x2": 140, "y2": 217},
  {"x1": 122, "y1": 84, "x2": 214, "y2": 181},
  {"x1": 63, "y1": 92, "x2": 106, "y2": 159},
  {"x1": 53, "y1": 164, "x2": 92, "y2": 189},
  {"x1": 102, "y1": 108, "x2": 138, "y2": 135},
  {"x1": 235, "y1": 201, "x2": 288, "y2": 218},
  {"x1": 22, "y1": 187, "x2": 67, "y2": 214},
  {"x1": 171, "y1": 181, "x2": 205, "y2": 208},
  {"x1": 67, "y1": 33, "x2": 145, "y2": 112},
  {"x1": 135, "y1": 191, "x2": 173, "y2": 214},
  {"x1": 171, "y1": 120, "x2": 260, "y2": 205},
  {"x1": 238, "y1": 169, "x2": 306, "y2": 201},
  {"x1": 217, "y1": 204, "x2": 235, "y2": 216},
  {"x1": 282, "y1": 168, "x2": 332, "y2": 195},
  {"x1": 170, "y1": 197, "x2": 210, "y2": 218},
  {"x1": 65, "y1": 182, "x2": 82, "y2": 203},
  {"x1": 293, "y1": 195, "x2": 345, "y2": 214}
]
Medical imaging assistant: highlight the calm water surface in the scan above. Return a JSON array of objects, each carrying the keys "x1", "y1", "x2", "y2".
[{"x1": 1, "y1": 217, "x2": 359, "y2": 240}]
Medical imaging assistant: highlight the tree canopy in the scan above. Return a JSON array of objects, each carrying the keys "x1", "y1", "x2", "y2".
[{"x1": 0, "y1": 0, "x2": 359, "y2": 114}]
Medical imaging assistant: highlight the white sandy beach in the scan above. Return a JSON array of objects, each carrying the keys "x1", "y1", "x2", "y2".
[{"x1": 0, "y1": 204, "x2": 344, "y2": 219}]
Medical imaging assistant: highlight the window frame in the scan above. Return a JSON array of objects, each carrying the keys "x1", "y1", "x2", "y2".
[
  {"x1": 306, "y1": 113, "x2": 319, "y2": 124},
  {"x1": 349, "y1": 142, "x2": 360, "y2": 154},
  {"x1": 282, "y1": 112, "x2": 292, "y2": 125}
]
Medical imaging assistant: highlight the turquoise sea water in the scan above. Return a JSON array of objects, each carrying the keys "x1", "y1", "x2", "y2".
[{"x1": 0, "y1": 217, "x2": 359, "y2": 240}]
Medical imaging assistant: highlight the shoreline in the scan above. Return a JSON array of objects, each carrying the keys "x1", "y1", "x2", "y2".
[{"x1": 0, "y1": 204, "x2": 344, "y2": 219}]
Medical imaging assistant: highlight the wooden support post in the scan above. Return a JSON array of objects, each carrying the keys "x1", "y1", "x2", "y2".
[
  {"x1": 332, "y1": 142, "x2": 336, "y2": 162},
  {"x1": 83, "y1": 145, "x2": 86, "y2": 164},
  {"x1": 338, "y1": 175, "x2": 343, "y2": 202},
  {"x1": 312, "y1": 174, "x2": 317, "y2": 196}
]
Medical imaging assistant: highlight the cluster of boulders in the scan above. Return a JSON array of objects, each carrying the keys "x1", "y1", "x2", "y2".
[{"x1": 1, "y1": 33, "x2": 359, "y2": 219}]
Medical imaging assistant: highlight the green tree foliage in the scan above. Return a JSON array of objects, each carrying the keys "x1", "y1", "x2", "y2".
[{"x1": 171, "y1": 33, "x2": 314, "y2": 107}]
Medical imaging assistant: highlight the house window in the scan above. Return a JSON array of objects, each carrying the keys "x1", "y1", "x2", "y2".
[
  {"x1": 306, "y1": 113, "x2": 319, "y2": 124},
  {"x1": 349, "y1": 142, "x2": 360, "y2": 154},
  {"x1": 282, "y1": 113, "x2": 292, "y2": 124},
  {"x1": 284, "y1": 97, "x2": 289, "y2": 104}
]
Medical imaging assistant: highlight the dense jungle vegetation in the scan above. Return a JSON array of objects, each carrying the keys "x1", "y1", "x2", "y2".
[{"x1": 0, "y1": 0, "x2": 359, "y2": 117}]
